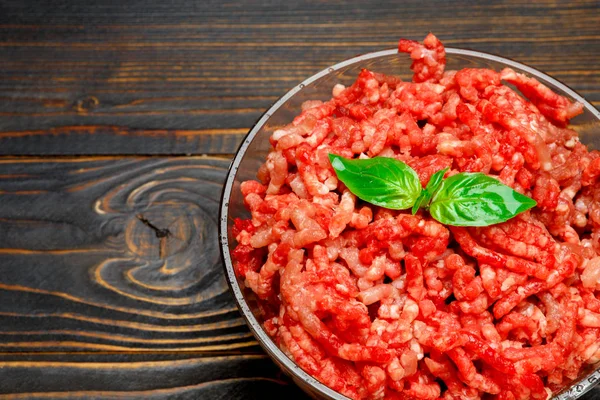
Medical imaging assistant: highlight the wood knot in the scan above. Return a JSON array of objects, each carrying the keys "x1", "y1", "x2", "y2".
[
  {"x1": 136, "y1": 214, "x2": 170, "y2": 239},
  {"x1": 126, "y1": 208, "x2": 190, "y2": 260},
  {"x1": 73, "y1": 96, "x2": 99, "y2": 113},
  {"x1": 91, "y1": 158, "x2": 228, "y2": 304}
]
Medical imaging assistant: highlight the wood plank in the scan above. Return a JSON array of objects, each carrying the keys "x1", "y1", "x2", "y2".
[
  {"x1": 0, "y1": 353, "x2": 307, "y2": 399},
  {"x1": 0, "y1": 126, "x2": 247, "y2": 156},
  {"x1": 0, "y1": 156, "x2": 268, "y2": 353},
  {"x1": 0, "y1": 0, "x2": 598, "y2": 154}
]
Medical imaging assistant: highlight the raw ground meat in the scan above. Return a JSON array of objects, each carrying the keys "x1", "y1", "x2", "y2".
[{"x1": 232, "y1": 33, "x2": 600, "y2": 400}]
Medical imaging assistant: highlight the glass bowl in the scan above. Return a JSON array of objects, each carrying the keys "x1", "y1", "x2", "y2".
[{"x1": 219, "y1": 47, "x2": 600, "y2": 400}]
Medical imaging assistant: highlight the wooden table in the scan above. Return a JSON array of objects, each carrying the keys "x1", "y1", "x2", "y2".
[{"x1": 0, "y1": 1, "x2": 598, "y2": 398}]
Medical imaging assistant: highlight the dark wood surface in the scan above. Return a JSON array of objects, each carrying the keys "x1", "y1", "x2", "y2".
[{"x1": 0, "y1": 0, "x2": 598, "y2": 398}]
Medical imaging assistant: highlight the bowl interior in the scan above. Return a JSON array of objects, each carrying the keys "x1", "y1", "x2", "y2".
[{"x1": 220, "y1": 48, "x2": 600, "y2": 400}]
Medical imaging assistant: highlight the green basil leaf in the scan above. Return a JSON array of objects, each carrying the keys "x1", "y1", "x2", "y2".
[
  {"x1": 329, "y1": 154, "x2": 422, "y2": 210},
  {"x1": 411, "y1": 167, "x2": 449, "y2": 215},
  {"x1": 429, "y1": 172, "x2": 537, "y2": 226}
]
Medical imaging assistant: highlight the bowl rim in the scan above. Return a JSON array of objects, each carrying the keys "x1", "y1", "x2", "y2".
[{"x1": 219, "y1": 47, "x2": 600, "y2": 400}]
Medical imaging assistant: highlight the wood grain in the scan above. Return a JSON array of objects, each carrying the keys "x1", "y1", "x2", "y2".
[
  {"x1": 0, "y1": 353, "x2": 304, "y2": 399},
  {"x1": 0, "y1": 156, "x2": 258, "y2": 352},
  {"x1": 0, "y1": 0, "x2": 598, "y2": 155}
]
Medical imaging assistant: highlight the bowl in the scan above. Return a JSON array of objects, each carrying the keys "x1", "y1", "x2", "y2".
[{"x1": 219, "y1": 47, "x2": 600, "y2": 400}]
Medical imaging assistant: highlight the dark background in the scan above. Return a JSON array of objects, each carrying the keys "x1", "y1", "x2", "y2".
[{"x1": 0, "y1": 0, "x2": 598, "y2": 398}]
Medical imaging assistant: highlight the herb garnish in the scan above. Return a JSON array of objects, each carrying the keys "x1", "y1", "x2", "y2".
[
  {"x1": 328, "y1": 153, "x2": 422, "y2": 210},
  {"x1": 328, "y1": 154, "x2": 536, "y2": 227}
]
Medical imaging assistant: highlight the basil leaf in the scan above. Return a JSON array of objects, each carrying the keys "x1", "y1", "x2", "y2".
[
  {"x1": 429, "y1": 173, "x2": 537, "y2": 226},
  {"x1": 411, "y1": 167, "x2": 449, "y2": 215},
  {"x1": 329, "y1": 154, "x2": 422, "y2": 210}
]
